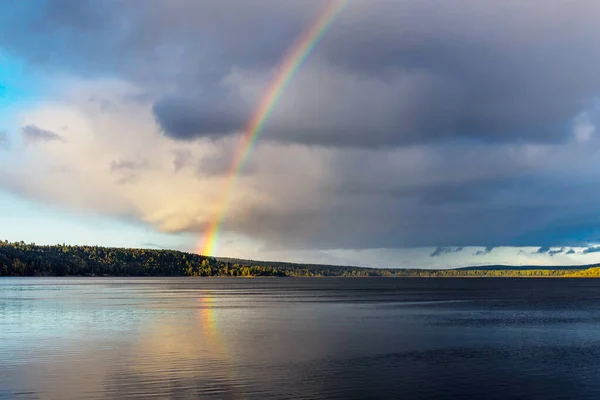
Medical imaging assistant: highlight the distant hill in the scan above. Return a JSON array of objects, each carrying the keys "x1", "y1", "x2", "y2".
[
  {"x1": 457, "y1": 264, "x2": 593, "y2": 271},
  {"x1": 219, "y1": 257, "x2": 596, "y2": 272},
  {"x1": 216, "y1": 257, "x2": 362, "y2": 271}
]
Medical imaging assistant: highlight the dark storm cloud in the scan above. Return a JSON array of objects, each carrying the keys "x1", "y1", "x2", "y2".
[
  {"x1": 21, "y1": 125, "x2": 65, "y2": 144},
  {"x1": 225, "y1": 155, "x2": 600, "y2": 251},
  {"x1": 153, "y1": 0, "x2": 600, "y2": 147},
  {"x1": 152, "y1": 94, "x2": 249, "y2": 140},
  {"x1": 430, "y1": 247, "x2": 463, "y2": 257},
  {"x1": 4, "y1": 1, "x2": 600, "y2": 147}
]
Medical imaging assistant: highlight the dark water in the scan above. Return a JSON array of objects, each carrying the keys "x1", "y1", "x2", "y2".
[{"x1": 2, "y1": 278, "x2": 600, "y2": 399}]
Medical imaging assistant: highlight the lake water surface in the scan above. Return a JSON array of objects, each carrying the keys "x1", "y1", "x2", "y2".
[{"x1": 2, "y1": 277, "x2": 600, "y2": 399}]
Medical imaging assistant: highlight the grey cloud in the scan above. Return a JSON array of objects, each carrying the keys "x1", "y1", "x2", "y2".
[
  {"x1": 430, "y1": 247, "x2": 464, "y2": 257},
  {"x1": 197, "y1": 154, "x2": 258, "y2": 178},
  {"x1": 475, "y1": 246, "x2": 495, "y2": 256},
  {"x1": 535, "y1": 246, "x2": 551, "y2": 254},
  {"x1": 140, "y1": 242, "x2": 170, "y2": 250},
  {"x1": 197, "y1": 155, "x2": 232, "y2": 177},
  {"x1": 21, "y1": 125, "x2": 65, "y2": 144},
  {"x1": 172, "y1": 146, "x2": 257, "y2": 177},
  {"x1": 583, "y1": 246, "x2": 600, "y2": 254},
  {"x1": 153, "y1": 94, "x2": 248, "y2": 140},
  {"x1": 195, "y1": 136, "x2": 261, "y2": 177},
  {"x1": 566, "y1": 249, "x2": 576, "y2": 255},
  {"x1": 548, "y1": 248, "x2": 565, "y2": 257}
]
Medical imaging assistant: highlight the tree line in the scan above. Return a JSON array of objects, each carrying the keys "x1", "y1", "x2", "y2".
[{"x1": 0, "y1": 241, "x2": 598, "y2": 277}]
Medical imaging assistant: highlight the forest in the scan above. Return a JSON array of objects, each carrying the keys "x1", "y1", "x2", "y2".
[{"x1": 0, "y1": 241, "x2": 599, "y2": 277}]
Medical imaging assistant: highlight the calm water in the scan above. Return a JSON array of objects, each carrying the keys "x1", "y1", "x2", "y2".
[{"x1": 2, "y1": 278, "x2": 600, "y2": 399}]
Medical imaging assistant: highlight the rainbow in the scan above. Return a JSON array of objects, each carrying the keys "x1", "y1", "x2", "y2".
[{"x1": 197, "y1": 0, "x2": 348, "y2": 256}]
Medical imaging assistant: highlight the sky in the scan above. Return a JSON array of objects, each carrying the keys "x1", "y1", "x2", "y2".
[{"x1": 1, "y1": 0, "x2": 600, "y2": 268}]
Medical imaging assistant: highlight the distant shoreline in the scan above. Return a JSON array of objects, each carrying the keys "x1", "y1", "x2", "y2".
[
  {"x1": 1, "y1": 241, "x2": 598, "y2": 278},
  {"x1": 3, "y1": 275, "x2": 600, "y2": 279}
]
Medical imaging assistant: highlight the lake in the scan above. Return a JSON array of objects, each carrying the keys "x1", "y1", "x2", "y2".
[{"x1": 2, "y1": 277, "x2": 600, "y2": 399}]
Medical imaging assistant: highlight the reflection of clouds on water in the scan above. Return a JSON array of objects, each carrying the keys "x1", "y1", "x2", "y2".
[
  {"x1": 1, "y1": 284, "x2": 245, "y2": 399},
  {"x1": 196, "y1": 296, "x2": 241, "y2": 399},
  {"x1": 102, "y1": 295, "x2": 241, "y2": 399}
]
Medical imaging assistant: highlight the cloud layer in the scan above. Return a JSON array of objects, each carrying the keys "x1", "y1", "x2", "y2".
[{"x1": 2, "y1": 0, "x2": 600, "y2": 255}]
